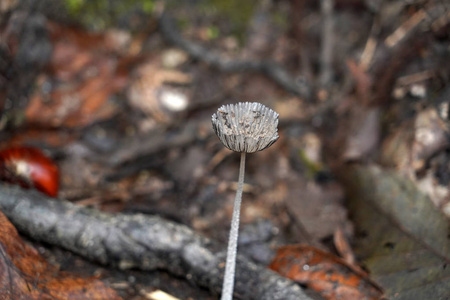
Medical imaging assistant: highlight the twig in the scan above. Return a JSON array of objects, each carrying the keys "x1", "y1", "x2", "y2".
[
  {"x1": 159, "y1": 11, "x2": 310, "y2": 99},
  {"x1": 396, "y1": 70, "x2": 435, "y2": 86},
  {"x1": 0, "y1": 186, "x2": 312, "y2": 300},
  {"x1": 319, "y1": 0, "x2": 334, "y2": 90},
  {"x1": 359, "y1": 17, "x2": 381, "y2": 71},
  {"x1": 385, "y1": 10, "x2": 427, "y2": 48},
  {"x1": 96, "y1": 119, "x2": 199, "y2": 168}
]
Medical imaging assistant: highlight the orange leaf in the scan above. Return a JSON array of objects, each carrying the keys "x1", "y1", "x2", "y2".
[
  {"x1": 269, "y1": 244, "x2": 382, "y2": 300},
  {"x1": 0, "y1": 211, "x2": 121, "y2": 299}
]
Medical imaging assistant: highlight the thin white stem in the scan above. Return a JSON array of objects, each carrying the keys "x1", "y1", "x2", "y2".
[{"x1": 221, "y1": 152, "x2": 246, "y2": 300}]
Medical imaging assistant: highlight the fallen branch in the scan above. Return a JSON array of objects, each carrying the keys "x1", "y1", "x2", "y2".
[
  {"x1": 159, "y1": 11, "x2": 311, "y2": 99},
  {"x1": 0, "y1": 185, "x2": 312, "y2": 300}
]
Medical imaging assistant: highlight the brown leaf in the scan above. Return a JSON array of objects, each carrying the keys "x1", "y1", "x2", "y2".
[
  {"x1": 338, "y1": 164, "x2": 450, "y2": 299},
  {"x1": 346, "y1": 59, "x2": 372, "y2": 103},
  {"x1": 269, "y1": 244, "x2": 382, "y2": 300},
  {"x1": 284, "y1": 181, "x2": 348, "y2": 242},
  {"x1": 25, "y1": 23, "x2": 131, "y2": 128},
  {"x1": 342, "y1": 106, "x2": 381, "y2": 161},
  {"x1": 127, "y1": 58, "x2": 192, "y2": 125},
  {"x1": 0, "y1": 210, "x2": 121, "y2": 299},
  {"x1": 333, "y1": 227, "x2": 356, "y2": 266}
]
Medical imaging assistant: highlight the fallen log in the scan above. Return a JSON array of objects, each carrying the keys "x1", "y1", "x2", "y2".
[{"x1": 0, "y1": 185, "x2": 311, "y2": 300}]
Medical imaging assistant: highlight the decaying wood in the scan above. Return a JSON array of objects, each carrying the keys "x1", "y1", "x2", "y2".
[
  {"x1": 95, "y1": 119, "x2": 199, "y2": 168},
  {"x1": 0, "y1": 185, "x2": 312, "y2": 300}
]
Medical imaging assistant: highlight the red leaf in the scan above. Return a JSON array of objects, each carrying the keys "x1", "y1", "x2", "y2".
[{"x1": 269, "y1": 244, "x2": 383, "y2": 300}]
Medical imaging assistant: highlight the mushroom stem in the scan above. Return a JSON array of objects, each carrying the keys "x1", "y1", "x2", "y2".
[{"x1": 221, "y1": 151, "x2": 246, "y2": 300}]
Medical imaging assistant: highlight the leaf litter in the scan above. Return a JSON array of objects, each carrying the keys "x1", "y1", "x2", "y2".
[{"x1": 1, "y1": 0, "x2": 450, "y2": 299}]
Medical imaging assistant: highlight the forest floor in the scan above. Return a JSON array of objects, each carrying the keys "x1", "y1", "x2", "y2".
[{"x1": 0, "y1": 0, "x2": 449, "y2": 299}]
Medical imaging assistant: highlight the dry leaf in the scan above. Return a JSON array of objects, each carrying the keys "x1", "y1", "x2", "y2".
[
  {"x1": 0, "y1": 210, "x2": 121, "y2": 299},
  {"x1": 339, "y1": 165, "x2": 450, "y2": 300},
  {"x1": 25, "y1": 23, "x2": 131, "y2": 128},
  {"x1": 269, "y1": 244, "x2": 382, "y2": 300}
]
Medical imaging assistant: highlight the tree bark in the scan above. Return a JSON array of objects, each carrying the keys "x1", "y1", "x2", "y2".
[{"x1": 0, "y1": 185, "x2": 312, "y2": 300}]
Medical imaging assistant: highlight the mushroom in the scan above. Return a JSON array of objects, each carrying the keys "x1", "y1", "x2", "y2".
[{"x1": 212, "y1": 102, "x2": 279, "y2": 300}]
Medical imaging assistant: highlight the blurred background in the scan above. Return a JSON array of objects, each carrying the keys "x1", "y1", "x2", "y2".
[{"x1": 0, "y1": 0, "x2": 449, "y2": 299}]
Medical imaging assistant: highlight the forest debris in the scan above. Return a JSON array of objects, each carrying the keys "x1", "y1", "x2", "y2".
[
  {"x1": 205, "y1": 148, "x2": 233, "y2": 173},
  {"x1": 381, "y1": 108, "x2": 449, "y2": 177},
  {"x1": 0, "y1": 0, "x2": 17, "y2": 13},
  {"x1": 342, "y1": 106, "x2": 380, "y2": 161},
  {"x1": 127, "y1": 57, "x2": 192, "y2": 126},
  {"x1": 0, "y1": 210, "x2": 121, "y2": 299},
  {"x1": 0, "y1": 128, "x2": 76, "y2": 149},
  {"x1": 284, "y1": 180, "x2": 348, "y2": 243},
  {"x1": 0, "y1": 12, "x2": 52, "y2": 128},
  {"x1": 242, "y1": 0, "x2": 272, "y2": 59},
  {"x1": 333, "y1": 227, "x2": 356, "y2": 266},
  {"x1": 145, "y1": 290, "x2": 180, "y2": 300},
  {"x1": 159, "y1": 11, "x2": 309, "y2": 98},
  {"x1": 0, "y1": 186, "x2": 312, "y2": 300},
  {"x1": 339, "y1": 164, "x2": 450, "y2": 262},
  {"x1": 319, "y1": 0, "x2": 334, "y2": 91},
  {"x1": 25, "y1": 23, "x2": 129, "y2": 128},
  {"x1": 346, "y1": 60, "x2": 371, "y2": 102},
  {"x1": 359, "y1": 20, "x2": 380, "y2": 71},
  {"x1": 338, "y1": 164, "x2": 450, "y2": 299},
  {"x1": 416, "y1": 170, "x2": 449, "y2": 209},
  {"x1": 161, "y1": 49, "x2": 189, "y2": 69},
  {"x1": 385, "y1": 9, "x2": 426, "y2": 48},
  {"x1": 380, "y1": 120, "x2": 415, "y2": 175},
  {"x1": 413, "y1": 108, "x2": 449, "y2": 166},
  {"x1": 396, "y1": 70, "x2": 434, "y2": 86},
  {"x1": 270, "y1": 244, "x2": 382, "y2": 300},
  {"x1": 97, "y1": 118, "x2": 200, "y2": 167}
]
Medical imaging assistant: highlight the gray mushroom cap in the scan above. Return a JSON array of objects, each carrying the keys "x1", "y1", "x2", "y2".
[{"x1": 212, "y1": 102, "x2": 279, "y2": 153}]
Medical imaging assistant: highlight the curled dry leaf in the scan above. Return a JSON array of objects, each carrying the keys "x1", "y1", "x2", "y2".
[
  {"x1": 127, "y1": 58, "x2": 192, "y2": 126},
  {"x1": 0, "y1": 210, "x2": 121, "y2": 299},
  {"x1": 269, "y1": 245, "x2": 383, "y2": 300}
]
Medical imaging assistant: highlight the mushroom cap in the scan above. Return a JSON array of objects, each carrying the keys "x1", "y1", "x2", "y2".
[{"x1": 212, "y1": 102, "x2": 279, "y2": 153}]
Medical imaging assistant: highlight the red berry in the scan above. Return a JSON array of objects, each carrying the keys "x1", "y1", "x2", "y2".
[{"x1": 0, "y1": 146, "x2": 59, "y2": 197}]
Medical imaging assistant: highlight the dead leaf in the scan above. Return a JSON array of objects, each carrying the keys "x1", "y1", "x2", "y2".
[
  {"x1": 339, "y1": 164, "x2": 450, "y2": 300},
  {"x1": 0, "y1": 210, "x2": 121, "y2": 299},
  {"x1": 346, "y1": 59, "x2": 372, "y2": 103},
  {"x1": 381, "y1": 108, "x2": 449, "y2": 176},
  {"x1": 334, "y1": 227, "x2": 356, "y2": 266},
  {"x1": 127, "y1": 57, "x2": 192, "y2": 126},
  {"x1": 269, "y1": 244, "x2": 382, "y2": 300},
  {"x1": 0, "y1": 129, "x2": 76, "y2": 149},
  {"x1": 25, "y1": 23, "x2": 132, "y2": 128},
  {"x1": 284, "y1": 181, "x2": 348, "y2": 242},
  {"x1": 342, "y1": 106, "x2": 381, "y2": 161}
]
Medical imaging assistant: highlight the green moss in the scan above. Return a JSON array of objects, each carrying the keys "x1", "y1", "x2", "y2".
[
  {"x1": 206, "y1": 25, "x2": 220, "y2": 40},
  {"x1": 298, "y1": 149, "x2": 323, "y2": 179},
  {"x1": 204, "y1": 0, "x2": 256, "y2": 24},
  {"x1": 63, "y1": 0, "x2": 155, "y2": 30},
  {"x1": 200, "y1": 0, "x2": 258, "y2": 41}
]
